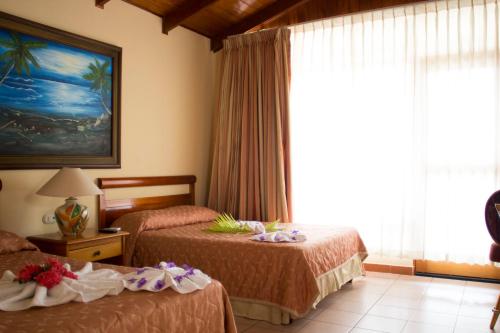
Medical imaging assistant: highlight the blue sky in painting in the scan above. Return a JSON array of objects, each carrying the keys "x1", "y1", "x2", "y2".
[{"x1": 0, "y1": 28, "x2": 112, "y2": 117}]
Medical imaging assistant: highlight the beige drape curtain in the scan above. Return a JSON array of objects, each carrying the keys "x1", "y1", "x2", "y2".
[
  {"x1": 290, "y1": 0, "x2": 500, "y2": 263},
  {"x1": 208, "y1": 28, "x2": 292, "y2": 223}
]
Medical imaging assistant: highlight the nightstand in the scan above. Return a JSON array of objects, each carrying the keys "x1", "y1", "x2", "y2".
[{"x1": 27, "y1": 229, "x2": 129, "y2": 265}]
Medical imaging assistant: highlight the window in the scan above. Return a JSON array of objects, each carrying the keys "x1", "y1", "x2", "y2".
[{"x1": 290, "y1": 0, "x2": 499, "y2": 264}]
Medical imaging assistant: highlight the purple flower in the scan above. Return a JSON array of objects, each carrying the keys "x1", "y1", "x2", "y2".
[
  {"x1": 259, "y1": 235, "x2": 265, "y2": 241},
  {"x1": 291, "y1": 229, "x2": 299, "y2": 234},
  {"x1": 137, "y1": 277, "x2": 147, "y2": 288},
  {"x1": 154, "y1": 279, "x2": 165, "y2": 290},
  {"x1": 174, "y1": 275, "x2": 184, "y2": 283},
  {"x1": 127, "y1": 278, "x2": 137, "y2": 284},
  {"x1": 291, "y1": 236, "x2": 296, "y2": 241},
  {"x1": 180, "y1": 264, "x2": 193, "y2": 275},
  {"x1": 166, "y1": 262, "x2": 176, "y2": 268},
  {"x1": 136, "y1": 268, "x2": 147, "y2": 275}
]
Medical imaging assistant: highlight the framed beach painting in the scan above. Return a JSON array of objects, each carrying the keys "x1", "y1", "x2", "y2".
[{"x1": 0, "y1": 12, "x2": 121, "y2": 169}]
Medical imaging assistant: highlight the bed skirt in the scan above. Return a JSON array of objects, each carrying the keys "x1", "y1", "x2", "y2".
[{"x1": 230, "y1": 252, "x2": 367, "y2": 324}]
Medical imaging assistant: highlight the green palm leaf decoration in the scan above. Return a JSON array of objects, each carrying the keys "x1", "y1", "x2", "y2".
[
  {"x1": 207, "y1": 213, "x2": 250, "y2": 233},
  {"x1": 206, "y1": 213, "x2": 281, "y2": 233}
]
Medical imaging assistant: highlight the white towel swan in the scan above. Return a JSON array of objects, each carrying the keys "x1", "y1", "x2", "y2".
[{"x1": 0, "y1": 261, "x2": 211, "y2": 311}]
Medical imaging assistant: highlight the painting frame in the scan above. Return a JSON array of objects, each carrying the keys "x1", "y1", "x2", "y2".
[{"x1": 0, "y1": 11, "x2": 121, "y2": 169}]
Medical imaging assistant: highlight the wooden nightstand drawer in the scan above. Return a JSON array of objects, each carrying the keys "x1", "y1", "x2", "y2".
[
  {"x1": 27, "y1": 229, "x2": 129, "y2": 265},
  {"x1": 68, "y1": 240, "x2": 122, "y2": 262}
]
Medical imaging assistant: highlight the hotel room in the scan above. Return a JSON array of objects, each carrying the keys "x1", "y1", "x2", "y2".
[{"x1": 0, "y1": 0, "x2": 498, "y2": 332}]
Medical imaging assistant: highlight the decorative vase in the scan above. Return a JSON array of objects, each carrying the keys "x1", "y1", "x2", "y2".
[{"x1": 54, "y1": 197, "x2": 89, "y2": 236}]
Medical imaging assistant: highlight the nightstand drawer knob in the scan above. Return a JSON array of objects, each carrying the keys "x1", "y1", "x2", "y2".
[{"x1": 92, "y1": 250, "x2": 101, "y2": 257}]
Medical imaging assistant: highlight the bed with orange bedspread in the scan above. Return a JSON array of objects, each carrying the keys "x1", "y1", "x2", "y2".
[
  {"x1": 99, "y1": 176, "x2": 368, "y2": 324},
  {"x1": 0, "y1": 230, "x2": 236, "y2": 333}
]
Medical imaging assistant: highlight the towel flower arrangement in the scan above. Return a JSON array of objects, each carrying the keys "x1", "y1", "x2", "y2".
[
  {"x1": 123, "y1": 261, "x2": 211, "y2": 294},
  {"x1": 0, "y1": 259, "x2": 211, "y2": 311},
  {"x1": 16, "y1": 258, "x2": 78, "y2": 289},
  {"x1": 207, "y1": 213, "x2": 307, "y2": 243},
  {"x1": 206, "y1": 213, "x2": 280, "y2": 234}
]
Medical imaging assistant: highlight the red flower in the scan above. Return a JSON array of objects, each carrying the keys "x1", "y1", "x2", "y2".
[
  {"x1": 17, "y1": 264, "x2": 42, "y2": 283},
  {"x1": 47, "y1": 258, "x2": 65, "y2": 274},
  {"x1": 16, "y1": 258, "x2": 78, "y2": 288},
  {"x1": 34, "y1": 270, "x2": 63, "y2": 289}
]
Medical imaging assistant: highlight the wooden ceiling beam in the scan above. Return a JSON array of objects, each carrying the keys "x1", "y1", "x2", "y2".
[
  {"x1": 162, "y1": 0, "x2": 218, "y2": 35},
  {"x1": 95, "y1": 0, "x2": 111, "y2": 9},
  {"x1": 211, "y1": 0, "x2": 312, "y2": 52}
]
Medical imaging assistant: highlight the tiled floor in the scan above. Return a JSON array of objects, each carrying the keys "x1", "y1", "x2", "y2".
[{"x1": 235, "y1": 272, "x2": 500, "y2": 333}]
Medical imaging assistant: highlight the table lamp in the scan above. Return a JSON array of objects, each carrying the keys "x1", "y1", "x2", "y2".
[{"x1": 37, "y1": 168, "x2": 103, "y2": 236}]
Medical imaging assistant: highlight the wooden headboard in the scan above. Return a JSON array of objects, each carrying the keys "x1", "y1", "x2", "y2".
[{"x1": 97, "y1": 175, "x2": 196, "y2": 228}]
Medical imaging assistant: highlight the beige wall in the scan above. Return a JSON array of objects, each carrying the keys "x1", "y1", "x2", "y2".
[{"x1": 0, "y1": 0, "x2": 215, "y2": 236}]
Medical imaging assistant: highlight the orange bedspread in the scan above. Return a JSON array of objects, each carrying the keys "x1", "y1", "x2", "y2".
[
  {"x1": 0, "y1": 250, "x2": 236, "y2": 333},
  {"x1": 128, "y1": 222, "x2": 367, "y2": 317}
]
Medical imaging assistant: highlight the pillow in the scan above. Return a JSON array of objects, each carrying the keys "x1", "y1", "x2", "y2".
[
  {"x1": 112, "y1": 205, "x2": 219, "y2": 266},
  {"x1": 0, "y1": 230, "x2": 38, "y2": 254},
  {"x1": 142, "y1": 205, "x2": 219, "y2": 231},
  {"x1": 113, "y1": 205, "x2": 218, "y2": 232}
]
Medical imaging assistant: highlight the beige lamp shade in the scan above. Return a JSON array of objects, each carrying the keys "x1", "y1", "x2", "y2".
[{"x1": 37, "y1": 167, "x2": 103, "y2": 198}]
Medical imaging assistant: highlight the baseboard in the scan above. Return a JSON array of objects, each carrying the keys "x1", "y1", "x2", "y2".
[
  {"x1": 363, "y1": 263, "x2": 414, "y2": 275},
  {"x1": 415, "y1": 272, "x2": 500, "y2": 284},
  {"x1": 414, "y1": 260, "x2": 500, "y2": 281},
  {"x1": 363, "y1": 258, "x2": 500, "y2": 281}
]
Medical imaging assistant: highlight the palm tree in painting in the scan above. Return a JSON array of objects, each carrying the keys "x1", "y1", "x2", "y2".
[
  {"x1": 0, "y1": 31, "x2": 46, "y2": 85},
  {"x1": 83, "y1": 59, "x2": 111, "y2": 115}
]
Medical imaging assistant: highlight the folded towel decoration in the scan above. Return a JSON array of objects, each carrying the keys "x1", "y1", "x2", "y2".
[
  {"x1": 0, "y1": 262, "x2": 123, "y2": 311},
  {"x1": 206, "y1": 213, "x2": 281, "y2": 234},
  {"x1": 236, "y1": 221, "x2": 266, "y2": 234},
  {"x1": 123, "y1": 261, "x2": 211, "y2": 294},
  {"x1": 0, "y1": 260, "x2": 211, "y2": 311},
  {"x1": 251, "y1": 229, "x2": 307, "y2": 243},
  {"x1": 205, "y1": 213, "x2": 305, "y2": 242}
]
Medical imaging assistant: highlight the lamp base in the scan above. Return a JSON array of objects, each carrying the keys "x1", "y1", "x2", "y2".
[{"x1": 54, "y1": 197, "x2": 89, "y2": 237}]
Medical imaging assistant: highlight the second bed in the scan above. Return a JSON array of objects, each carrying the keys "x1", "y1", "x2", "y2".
[{"x1": 98, "y1": 175, "x2": 368, "y2": 324}]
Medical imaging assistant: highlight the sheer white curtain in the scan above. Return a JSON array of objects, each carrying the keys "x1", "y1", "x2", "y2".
[{"x1": 290, "y1": 0, "x2": 500, "y2": 264}]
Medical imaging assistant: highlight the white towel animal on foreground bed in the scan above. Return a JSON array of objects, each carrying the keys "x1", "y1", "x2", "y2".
[
  {"x1": 0, "y1": 261, "x2": 211, "y2": 311},
  {"x1": 0, "y1": 262, "x2": 123, "y2": 311},
  {"x1": 251, "y1": 230, "x2": 307, "y2": 243},
  {"x1": 236, "y1": 221, "x2": 266, "y2": 234},
  {"x1": 123, "y1": 262, "x2": 211, "y2": 294}
]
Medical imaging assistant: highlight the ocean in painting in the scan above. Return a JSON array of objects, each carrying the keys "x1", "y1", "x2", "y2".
[{"x1": 0, "y1": 28, "x2": 113, "y2": 156}]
